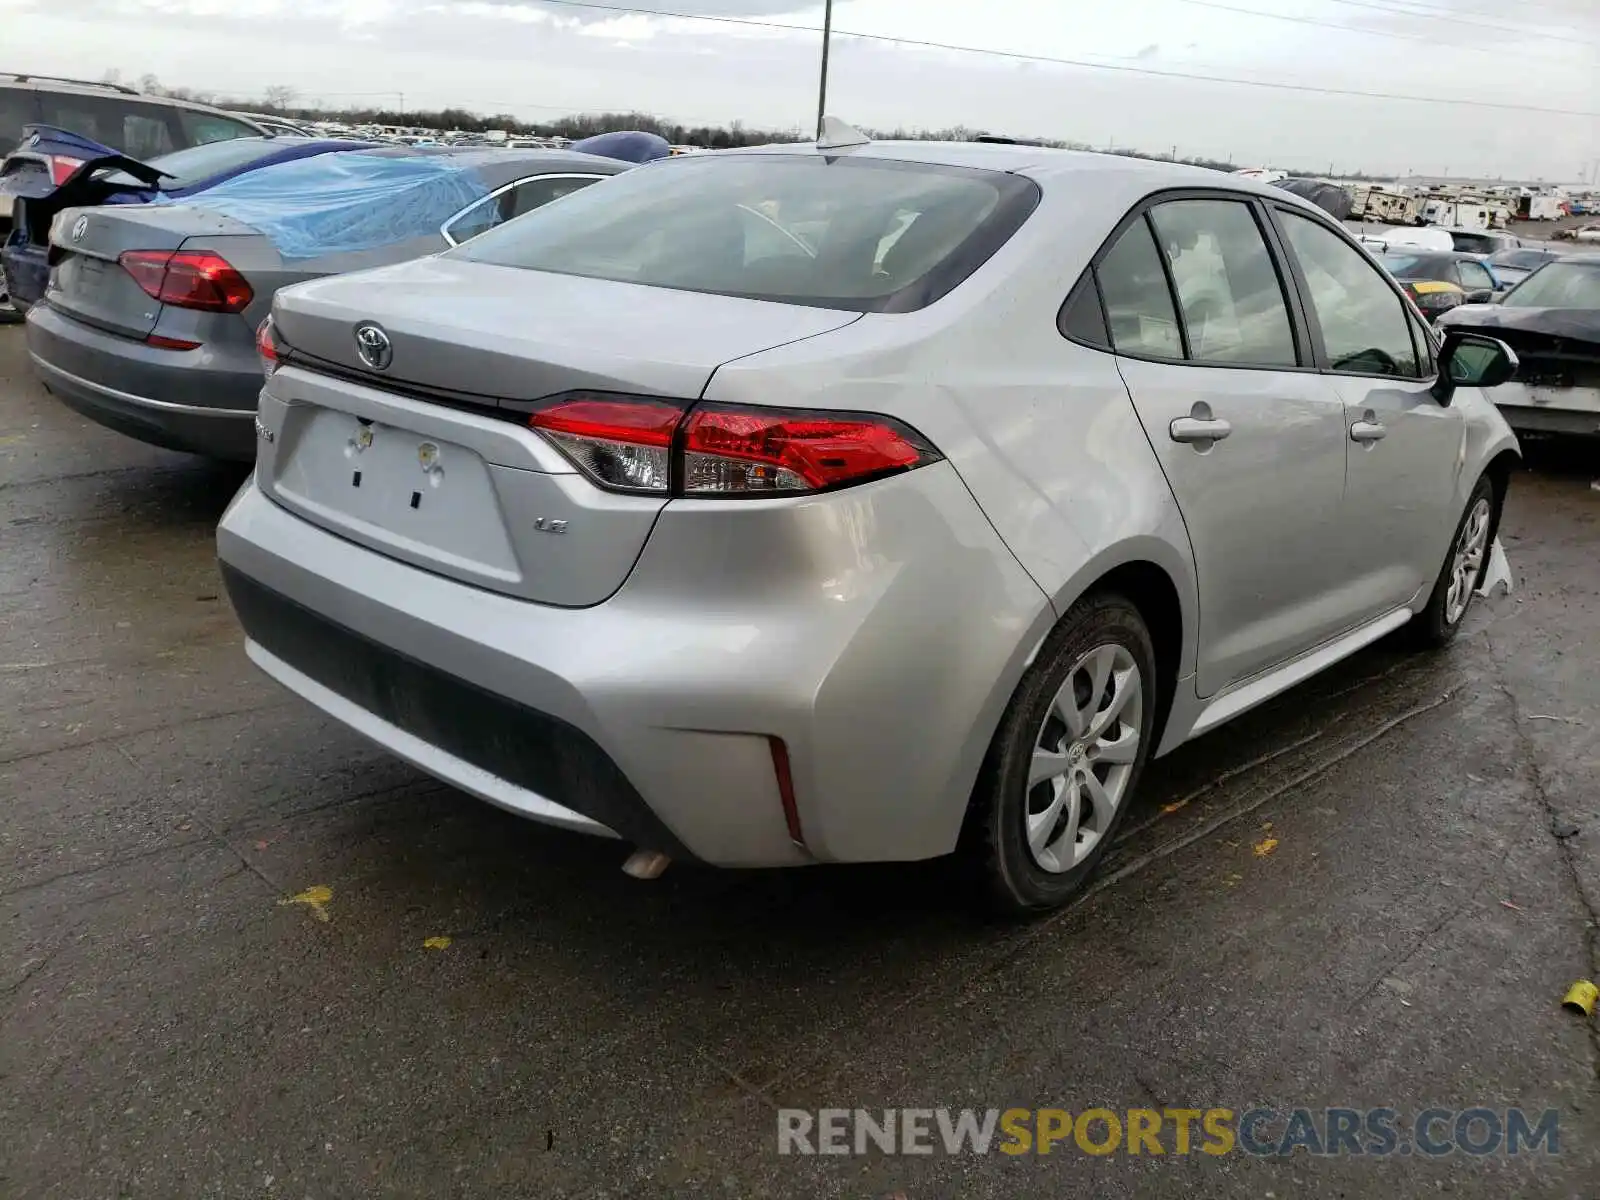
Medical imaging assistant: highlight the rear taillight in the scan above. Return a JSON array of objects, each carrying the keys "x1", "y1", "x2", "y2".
[
  {"x1": 47, "y1": 155, "x2": 85, "y2": 186},
  {"x1": 529, "y1": 397, "x2": 682, "y2": 493},
  {"x1": 682, "y1": 407, "x2": 934, "y2": 494},
  {"x1": 527, "y1": 395, "x2": 941, "y2": 497},
  {"x1": 255, "y1": 316, "x2": 280, "y2": 377},
  {"x1": 118, "y1": 249, "x2": 253, "y2": 314}
]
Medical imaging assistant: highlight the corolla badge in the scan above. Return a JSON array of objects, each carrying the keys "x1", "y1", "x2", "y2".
[
  {"x1": 353, "y1": 322, "x2": 393, "y2": 371},
  {"x1": 70, "y1": 215, "x2": 88, "y2": 243}
]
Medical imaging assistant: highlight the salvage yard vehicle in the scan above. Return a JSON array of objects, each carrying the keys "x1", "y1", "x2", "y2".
[
  {"x1": 216, "y1": 133, "x2": 1523, "y2": 911},
  {"x1": 25, "y1": 146, "x2": 624, "y2": 459},
  {"x1": 1487, "y1": 246, "x2": 1567, "y2": 290},
  {"x1": 3, "y1": 133, "x2": 376, "y2": 315},
  {"x1": 1, "y1": 73, "x2": 266, "y2": 319},
  {"x1": 1378, "y1": 249, "x2": 1501, "y2": 321},
  {"x1": 1437, "y1": 253, "x2": 1600, "y2": 438}
]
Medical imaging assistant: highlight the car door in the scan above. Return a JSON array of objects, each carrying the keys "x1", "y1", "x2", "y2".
[
  {"x1": 1095, "y1": 194, "x2": 1354, "y2": 697},
  {"x1": 1271, "y1": 207, "x2": 1465, "y2": 622}
]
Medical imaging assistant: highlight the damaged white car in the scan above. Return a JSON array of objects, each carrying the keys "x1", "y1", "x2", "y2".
[{"x1": 1438, "y1": 253, "x2": 1600, "y2": 438}]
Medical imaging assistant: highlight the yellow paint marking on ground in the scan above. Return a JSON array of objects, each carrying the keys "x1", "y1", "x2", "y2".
[
  {"x1": 423, "y1": 936, "x2": 452, "y2": 951},
  {"x1": 279, "y1": 885, "x2": 333, "y2": 922}
]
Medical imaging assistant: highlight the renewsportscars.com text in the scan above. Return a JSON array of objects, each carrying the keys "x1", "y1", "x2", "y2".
[{"x1": 777, "y1": 1106, "x2": 1561, "y2": 1158}]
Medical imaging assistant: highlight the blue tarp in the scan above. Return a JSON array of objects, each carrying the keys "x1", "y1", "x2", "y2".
[
  {"x1": 165, "y1": 152, "x2": 489, "y2": 260},
  {"x1": 569, "y1": 131, "x2": 672, "y2": 164}
]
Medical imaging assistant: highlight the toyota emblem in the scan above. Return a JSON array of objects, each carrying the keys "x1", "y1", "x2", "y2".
[
  {"x1": 353, "y1": 322, "x2": 393, "y2": 371},
  {"x1": 70, "y1": 215, "x2": 88, "y2": 243}
]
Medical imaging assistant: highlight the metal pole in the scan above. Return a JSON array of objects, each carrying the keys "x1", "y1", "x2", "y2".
[{"x1": 815, "y1": 0, "x2": 833, "y2": 139}]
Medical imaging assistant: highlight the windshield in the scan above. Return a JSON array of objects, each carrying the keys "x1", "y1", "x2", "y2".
[
  {"x1": 106, "y1": 136, "x2": 301, "y2": 189},
  {"x1": 1501, "y1": 262, "x2": 1600, "y2": 308},
  {"x1": 449, "y1": 154, "x2": 1040, "y2": 312},
  {"x1": 1449, "y1": 232, "x2": 1497, "y2": 254},
  {"x1": 1489, "y1": 248, "x2": 1558, "y2": 270}
]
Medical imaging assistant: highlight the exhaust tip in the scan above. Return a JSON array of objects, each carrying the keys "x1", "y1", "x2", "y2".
[{"x1": 621, "y1": 849, "x2": 671, "y2": 880}]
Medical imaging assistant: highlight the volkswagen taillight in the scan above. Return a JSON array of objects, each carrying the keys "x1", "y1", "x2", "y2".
[
  {"x1": 47, "y1": 155, "x2": 85, "y2": 185},
  {"x1": 118, "y1": 250, "x2": 253, "y2": 313},
  {"x1": 527, "y1": 395, "x2": 941, "y2": 498}
]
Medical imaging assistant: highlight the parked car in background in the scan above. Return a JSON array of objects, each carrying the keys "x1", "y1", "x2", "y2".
[
  {"x1": 1355, "y1": 225, "x2": 1454, "y2": 253},
  {"x1": 1379, "y1": 249, "x2": 1500, "y2": 321},
  {"x1": 3, "y1": 134, "x2": 376, "y2": 315},
  {"x1": 1, "y1": 73, "x2": 265, "y2": 318},
  {"x1": 226, "y1": 112, "x2": 317, "y2": 138},
  {"x1": 1438, "y1": 254, "x2": 1600, "y2": 438},
  {"x1": 26, "y1": 146, "x2": 624, "y2": 459},
  {"x1": 1486, "y1": 246, "x2": 1567, "y2": 291},
  {"x1": 1445, "y1": 228, "x2": 1520, "y2": 256},
  {"x1": 219, "y1": 138, "x2": 1520, "y2": 911}
]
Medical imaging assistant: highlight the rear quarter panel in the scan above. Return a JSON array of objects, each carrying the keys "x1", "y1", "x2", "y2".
[{"x1": 702, "y1": 172, "x2": 1200, "y2": 788}]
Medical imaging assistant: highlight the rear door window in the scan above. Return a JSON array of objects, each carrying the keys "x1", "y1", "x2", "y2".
[
  {"x1": 36, "y1": 94, "x2": 178, "y2": 156},
  {"x1": 1147, "y1": 198, "x2": 1298, "y2": 367},
  {"x1": 177, "y1": 110, "x2": 259, "y2": 147},
  {"x1": 0, "y1": 86, "x2": 40, "y2": 152},
  {"x1": 1094, "y1": 215, "x2": 1184, "y2": 359}
]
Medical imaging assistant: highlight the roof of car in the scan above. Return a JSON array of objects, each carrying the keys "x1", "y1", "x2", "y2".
[
  {"x1": 719, "y1": 138, "x2": 1320, "y2": 206},
  {"x1": 0, "y1": 74, "x2": 268, "y2": 124}
]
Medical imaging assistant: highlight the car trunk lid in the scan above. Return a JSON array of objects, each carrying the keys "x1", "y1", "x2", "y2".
[
  {"x1": 45, "y1": 204, "x2": 258, "y2": 339},
  {"x1": 260, "y1": 257, "x2": 862, "y2": 605}
]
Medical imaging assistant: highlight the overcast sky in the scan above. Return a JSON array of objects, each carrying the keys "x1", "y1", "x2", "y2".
[{"x1": 4, "y1": 0, "x2": 1597, "y2": 180}]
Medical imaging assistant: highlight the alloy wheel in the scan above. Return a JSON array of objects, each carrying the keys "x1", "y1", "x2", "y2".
[
  {"x1": 1444, "y1": 497, "x2": 1491, "y2": 626},
  {"x1": 1025, "y1": 643, "x2": 1143, "y2": 874}
]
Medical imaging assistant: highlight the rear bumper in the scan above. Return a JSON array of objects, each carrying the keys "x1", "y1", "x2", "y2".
[
  {"x1": 26, "y1": 303, "x2": 261, "y2": 460},
  {"x1": 217, "y1": 466, "x2": 1051, "y2": 868}
]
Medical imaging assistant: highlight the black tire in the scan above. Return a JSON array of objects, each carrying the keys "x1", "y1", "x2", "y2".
[
  {"x1": 1407, "y1": 474, "x2": 1497, "y2": 649},
  {"x1": 0, "y1": 294, "x2": 22, "y2": 326},
  {"x1": 963, "y1": 592, "x2": 1158, "y2": 913}
]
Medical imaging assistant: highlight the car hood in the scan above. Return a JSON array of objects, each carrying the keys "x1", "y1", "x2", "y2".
[{"x1": 1439, "y1": 304, "x2": 1600, "y2": 345}]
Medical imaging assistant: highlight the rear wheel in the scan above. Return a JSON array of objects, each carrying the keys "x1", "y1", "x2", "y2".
[
  {"x1": 1408, "y1": 475, "x2": 1496, "y2": 649},
  {"x1": 964, "y1": 593, "x2": 1157, "y2": 913},
  {"x1": 0, "y1": 282, "x2": 21, "y2": 325}
]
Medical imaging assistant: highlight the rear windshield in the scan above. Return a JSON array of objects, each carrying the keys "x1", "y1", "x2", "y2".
[
  {"x1": 1501, "y1": 262, "x2": 1600, "y2": 308},
  {"x1": 449, "y1": 154, "x2": 1040, "y2": 312},
  {"x1": 143, "y1": 136, "x2": 295, "y2": 188},
  {"x1": 1489, "y1": 248, "x2": 1557, "y2": 270},
  {"x1": 1449, "y1": 232, "x2": 1496, "y2": 254}
]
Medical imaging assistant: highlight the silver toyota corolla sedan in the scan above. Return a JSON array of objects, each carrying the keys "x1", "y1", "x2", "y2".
[{"x1": 217, "y1": 135, "x2": 1522, "y2": 911}]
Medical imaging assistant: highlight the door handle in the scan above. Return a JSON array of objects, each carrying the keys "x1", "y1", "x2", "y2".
[
  {"x1": 1349, "y1": 414, "x2": 1387, "y2": 443},
  {"x1": 1169, "y1": 416, "x2": 1232, "y2": 444}
]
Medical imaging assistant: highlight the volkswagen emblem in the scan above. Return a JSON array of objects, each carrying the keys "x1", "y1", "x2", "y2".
[
  {"x1": 70, "y1": 215, "x2": 88, "y2": 243},
  {"x1": 353, "y1": 322, "x2": 393, "y2": 371}
]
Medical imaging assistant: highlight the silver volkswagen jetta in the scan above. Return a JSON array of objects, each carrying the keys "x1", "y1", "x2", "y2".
[{"x1": 218, "y1": 136, "x2": 1521, "y2": 910}]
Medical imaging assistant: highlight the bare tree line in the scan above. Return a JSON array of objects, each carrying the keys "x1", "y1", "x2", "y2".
[{"x1": 107, "y1": 71, "x2": 1268, "y2": 174}]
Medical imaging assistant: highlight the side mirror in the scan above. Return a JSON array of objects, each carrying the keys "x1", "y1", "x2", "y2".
[{"x1": 1433, "y1": 332, "x2": 1519, "y2": 403}]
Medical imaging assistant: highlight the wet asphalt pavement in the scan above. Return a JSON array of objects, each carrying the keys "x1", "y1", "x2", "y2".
[{"x1": 2, "y1": 324, "x2": 1597, "y2": 1198}]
